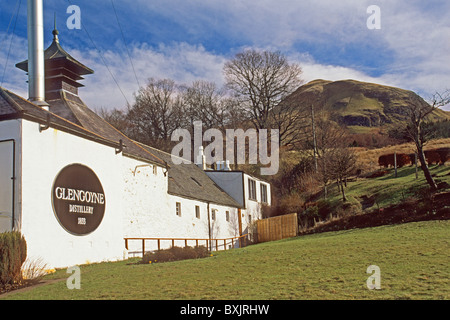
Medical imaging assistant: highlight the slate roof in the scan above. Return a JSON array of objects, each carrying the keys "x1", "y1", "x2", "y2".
[
  {"x1": 0, "y1": 86, "x2": 165, "y2": 167},
  {"x1": 2, "y1": 29, "x2": 243, "y2": 209},
  {"x1": 136, "y1": 142, "x2": 242, "y2": 208},
  {"x1": 15, "y1": 30, "x2": 94, "y2": 76},
  {"x1": 0, "y1": 86, "x2": 241, "y2": 208}
]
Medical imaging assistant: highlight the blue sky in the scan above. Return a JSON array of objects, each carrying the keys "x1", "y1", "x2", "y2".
[{"x1": 1, "y1": 0, "x2": 449, "y2": 110}]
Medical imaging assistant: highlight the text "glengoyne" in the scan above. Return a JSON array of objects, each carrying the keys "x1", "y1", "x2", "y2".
[{"x1": 55, "y1": 187, "x2": 105, "y2": 204}]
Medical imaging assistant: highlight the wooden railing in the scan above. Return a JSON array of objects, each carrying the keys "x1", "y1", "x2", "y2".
[{"x1": 124, "y1": 234, "x2": 249, "y2": 257}]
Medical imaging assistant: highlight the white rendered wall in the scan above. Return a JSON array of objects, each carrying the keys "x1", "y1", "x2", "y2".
[
  {"x1": 122, "y1": 161, "x2": 241, "y2": 254},
  {"x1": 20, "y1": 119, "x2": 125, "y2": 268},
  {"x1": 241, "y1": 173, "x2": 272, "y2": 239},
  {"x1": 10, "y1": 118, "x2": 270, "y2": 267}
]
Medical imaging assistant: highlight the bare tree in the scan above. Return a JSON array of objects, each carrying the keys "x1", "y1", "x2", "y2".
[
  {"x1": 269, "y1": 96, "x2": 310, "y2": 146},
  {"x1": 127, "y1": 78, "x2": 185, "y2": 151},
  {"x1": 330, "y1": 147, "x2": 357, "y2": 202},
  {"x1": 403, "y1": 90, "x2": 450, "y2": 190},
  {"x1": 311, "y1": 114, "x2": 347, "y2": 159},
  {"x1": 223, "y1": 49, "x2": 304, "y2": 144},
  {"x1": 306, "y1": 115, "x2": 351, "y2": 199},
  {"x1": 182, "y1": 80, "x2": 234, "y2": 131},
  {"x1": 317, "y1": 151, "x2": 334, "y2": 199},
  {"x1": 97, "y1": 106, "x2": 129, "y2": 133}
]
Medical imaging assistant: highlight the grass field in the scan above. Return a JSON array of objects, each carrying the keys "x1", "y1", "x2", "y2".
[
  {"x1": 354, "y1": 138, "x2": 450, "y2": 172},
  {"x1": 1, "y1": 220, "x2": 448, "y2": 300},
  {"x1": 322, "y1": 164, "x2": 450, "y2": 211}
]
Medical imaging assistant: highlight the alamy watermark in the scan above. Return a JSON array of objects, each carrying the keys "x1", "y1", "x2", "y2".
[
  {"x1": 367, "y1": 5, "x2": 381, "y2": 30},
  {"x1": 366, "y1": 265, "x2": 381, "y2": 290},
  {"x1": 66, "y1": 265, "x2": 81, "y2": 290},
  {"x1": 66, "y1": 5, "x2": 81, "y2": 30},
  {"x1": 171, "y1": 121, "x2": 279, "y2": 176}
]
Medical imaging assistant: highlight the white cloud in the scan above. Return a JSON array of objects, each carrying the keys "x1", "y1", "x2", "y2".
[
  {"x1": 3, "y1": 1, "x2": 449, "y2": 112},
  {"x1": 0, "y1": 32, "x2": 28, "y2": 96},
  {"x1": 71, "y1": 42, "x2": 227, "y2": 110},
  {"x1": 129, "y1": 1, "x2": 450, "y2": 103}
]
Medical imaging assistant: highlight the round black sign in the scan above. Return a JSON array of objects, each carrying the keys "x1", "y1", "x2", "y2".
[{"x1": 52, "y1": 164, "x2": 106, "y2": 235}]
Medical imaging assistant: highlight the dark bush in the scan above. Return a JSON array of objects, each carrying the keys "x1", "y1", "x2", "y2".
[
  {"x1": 316, "y1": 199, "x2": 334, "y2": 220},
  {"x1": 141, "y1": 246, "x2": 209, "y2": 264},
  {"x1": 366, "y1": 170, "x2": 389, "y2": 178},
  {"x1": 0, "y1": 231, "x2": 27, "y2": 286}
]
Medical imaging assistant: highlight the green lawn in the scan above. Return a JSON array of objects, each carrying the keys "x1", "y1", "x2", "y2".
[
  {"x1": 2, "y1": 220, "x2": 449, "y2": 300},
  {"x1": 326, "y1": 164, "x2": 450, "y2": 210}
]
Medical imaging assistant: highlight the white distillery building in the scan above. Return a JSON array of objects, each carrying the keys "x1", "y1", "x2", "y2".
[{"x1": 0, "y1": 5, "x2": 271, "y2": 268}]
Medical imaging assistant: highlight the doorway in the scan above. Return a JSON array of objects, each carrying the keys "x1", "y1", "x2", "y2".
[{"x1": 0, "y1": 140, "x2": 14, "y2": 232}]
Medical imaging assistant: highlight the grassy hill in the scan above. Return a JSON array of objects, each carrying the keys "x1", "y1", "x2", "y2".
[
  {"x1": 1, "y1": 220, "x2": 448, "y2": 300},
  {"x1": 264, "y1": 139, "x2": 450, "y2": 235},
  {"x1": 285, "y1": 79, "x2": 450, "y2": 133},
  {"x1": 321, "y1": 154, "x2": 450, "y2": 209}
]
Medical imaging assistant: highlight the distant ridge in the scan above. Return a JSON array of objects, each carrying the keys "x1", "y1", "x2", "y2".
[{"x1": 284, "y1": 79, "x2": 450, "y2": 129}]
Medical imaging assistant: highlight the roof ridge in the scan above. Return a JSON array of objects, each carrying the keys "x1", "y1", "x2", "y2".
[
  {"x1": 0, "y1": 86, "x2": 24, "y2": 112},
  {"x1": 48, "y1": 90, "x2": 167, "y2": 167},
  {"x1": 1, "y1": 87, "x2": 122, "y2": 146},
  {"x1": 94, "y1": 111, "x2": 168, "y2": 167},
  {"x1": 134, "y1": 140, "x2": 190, "y2": 165}
]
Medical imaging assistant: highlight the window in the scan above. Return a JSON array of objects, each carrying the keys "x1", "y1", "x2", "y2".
[
  {"x1": 248, "y1": 178, "x2": 257, "y2": 200},
  {"x1": 176, "y1": 202, "x2": 181, "y2": 216},
  {"x1": 226, "y1": 211, "x2": 230, "y2": 222},
  {"x1": 153, "y1": 165, "x2": 157, "y2": 175},
  {"x1": 260, "y1": 184, "x2": 268, "y2": 203},
  {"x1": 248, "y1": 214, "x2": 252, "y2": 223},
  {"x1": 211, "y1": 209, "x2": 217, "y2": 220},
  {"x1": 195, "y1": 205, "x2": 200, "y2": 219}
]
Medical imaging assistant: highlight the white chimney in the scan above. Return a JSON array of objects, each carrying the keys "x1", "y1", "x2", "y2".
[
  {"x1": 27, "y1": 0, "x2": 48, "y2": 109},
  {"x1": 224, "y1": 160, "x2": 231, "y2": 171},
  {"x1": 216, "y1": 160, "x2": 224, "y2": 170},
  {"x1": 195, "y1": 146, "x2": 206, "y2": 170}
]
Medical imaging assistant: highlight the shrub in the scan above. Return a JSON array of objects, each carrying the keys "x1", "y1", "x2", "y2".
[
  {"x1": 0, "y1": 231, "x2": 27, "y2": 286},
  {"x1": 303, "y1": 205, "x2": 319, "y2": 219},
  {"x1": 141, "y1": 246, "x2": 209, "y2": 264},
  {"x1": 316, "y1": 199, "x2": 334, "y2": 220},
  {"x1": 21, "y1": 257, "x2": 50, "y2": 285},
  {"x1": 366, "y1": 170, "x2": 389, "y2": 178},
  {"x1": 335, "y1": 196, "x2": 362, "y2": 217}
]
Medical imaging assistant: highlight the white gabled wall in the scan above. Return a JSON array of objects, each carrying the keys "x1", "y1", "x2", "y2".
[
  {"x1": 206, "y1": 171, "x2": 272, "y2": 239},
  {"x1": 241, "y1": 173, "x2": 272, "y2": 240},
  {"x1": 122, "y1": 157, "x2": 170, "y2": 241},
  {"x1": 20, "y1": 119, "x2": 125, "y2": 268},
  {"x1": 122, "y1": 160, "x2": 242, "y2": 254},
  {"x1": 2, "y1": 118, "x2": 272, "y2": 267}
]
